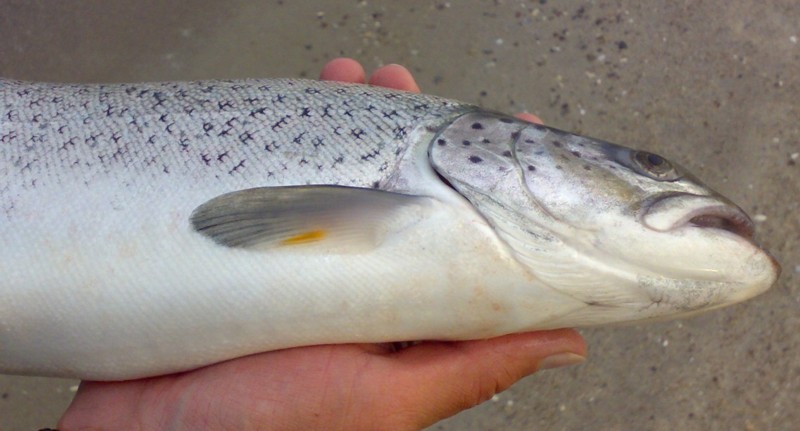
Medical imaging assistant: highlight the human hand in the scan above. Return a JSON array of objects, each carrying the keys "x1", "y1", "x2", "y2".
[{"x1": 57, "y1": 59, "x2": 586, "y2": 431}]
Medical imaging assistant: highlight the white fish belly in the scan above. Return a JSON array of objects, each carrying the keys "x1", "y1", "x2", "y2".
[{"x1": 0, "y1": 179, "x2": 580, "y2": 379}]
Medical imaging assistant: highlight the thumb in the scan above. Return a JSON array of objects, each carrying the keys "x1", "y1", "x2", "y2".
[{"x1": 384, "y1": 329, "x2": 586, "y2": 428}]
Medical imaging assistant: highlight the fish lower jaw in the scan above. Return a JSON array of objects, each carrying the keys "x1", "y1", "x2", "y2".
[{"x1": 531, "y1": 261, "x2": 774, "y2": 328}]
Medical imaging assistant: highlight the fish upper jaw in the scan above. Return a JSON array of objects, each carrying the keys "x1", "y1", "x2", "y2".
[{"x1": 641, "y1": 193, "x2": 757, "y2": 240}]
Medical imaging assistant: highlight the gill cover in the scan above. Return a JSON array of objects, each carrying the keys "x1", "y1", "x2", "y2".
[{"x1": 428, "y1": 112, "x2": 574, "y2": 290}]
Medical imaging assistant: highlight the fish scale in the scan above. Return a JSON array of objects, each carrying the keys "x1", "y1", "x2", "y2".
[
  {"x1": 0, "y1": 77, "x2": 778, "y2": 380},
  {"x1": 1, "y1": 78, "x2": 468, "y2": 215}
]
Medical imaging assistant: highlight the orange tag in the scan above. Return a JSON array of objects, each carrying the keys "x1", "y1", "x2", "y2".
[{"x1": 280, "y1": 229, "x2": 327, "y2": 245}]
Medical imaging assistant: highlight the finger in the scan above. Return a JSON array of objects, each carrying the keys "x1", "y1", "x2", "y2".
[
  {"x1": 515, "y1": 112, "x2": 543, "y2": 125},
  {"x1": 319, "y1": 58, "x2": 366, "y2": 83},
  {"x1": 368, "y1": 64, "x2": 421, "y2": 93},
  {"x1": 384, "y1": 329, "x2": 586, "y2": 428}
]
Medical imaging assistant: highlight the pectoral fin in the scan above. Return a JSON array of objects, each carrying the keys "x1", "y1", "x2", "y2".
[{"x1": 190, "y1": 185, "x2": 430, "y2": 252}]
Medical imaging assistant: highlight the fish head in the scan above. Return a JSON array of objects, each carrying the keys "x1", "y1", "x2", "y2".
[{"x1": 430, "y1": 113, "x2": 780, "y2": 326}]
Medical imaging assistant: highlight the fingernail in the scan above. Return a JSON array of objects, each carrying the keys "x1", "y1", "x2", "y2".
[{"x1": 539, "y1": 352, "x2": 585, "y2": 370}]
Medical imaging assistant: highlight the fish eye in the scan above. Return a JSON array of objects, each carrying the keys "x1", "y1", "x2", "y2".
[{"x1": 632, "y1": 151, "x2": 681, "y2": 181}]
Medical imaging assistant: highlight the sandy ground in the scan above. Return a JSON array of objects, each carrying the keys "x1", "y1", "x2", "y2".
[{"x1": 0, "y1": 1, "x2": 797, "y2": 429}]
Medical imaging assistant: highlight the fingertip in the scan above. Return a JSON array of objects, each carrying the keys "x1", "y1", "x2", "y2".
[
  {"x1": 515, "y1": 112, "x2": 544, "y2": 125},
  {"x1": 319, "y1": 58, "x2": 366, "y2": 84},
  {"x1": 368, "y1": 64, "x2": 421, "y2": 93}
]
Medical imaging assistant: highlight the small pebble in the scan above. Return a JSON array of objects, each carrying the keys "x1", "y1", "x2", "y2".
[{"x1": 753, "y1": 214, "x2": 768, "y2": 222}]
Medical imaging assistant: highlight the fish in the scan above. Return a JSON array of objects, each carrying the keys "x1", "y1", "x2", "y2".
[{"x1": 0, "y1": 77, "x2": 780, "y2": 380}]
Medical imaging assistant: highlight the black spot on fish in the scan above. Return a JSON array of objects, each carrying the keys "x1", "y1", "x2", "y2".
[
  {"x1": 525, "y1": 139, "x2": 536, "y2": 144},
  {"x1": 437, "y1": 138, "x2": 447, "y2": 146},
  {"x1": 249, "y1": 107, "x2": 267, "y2": 117},
  {"x1": 360, "y1": 149, "x2": 380, "y2": 161},
  {"x1": 556, "y1": 165, "x2": 563, "y2": 170},
  {"x1": 372, "y1": 181, "x2": 380, "y2": 189},
  {"x1": 499, "y1": 117, "x2": 514, "y2": 123},
  {"x1": 462, "y1": 140, "x2": 471, "y2": 146},
  {"x1": 511, "y1": 131, "x2": 521, "y2": 140},
  {"x1": 471, "y1": 122, "x2": 484, "y2": 130},
  {"x1": 583, "y1": 165, "x2": 592, "y2": 171},
  {"x1": 527, "y1": 164, "x2": 536, "y2": 171},
  {"x1": 469, "y1": 156, "x2": 483, "y2": 163},
  {"x1": 552, "y1": 140, "x2": 563, "y2": 148},
  {"x1": 393, "y1": 126, "x2": 407, "y2": 139},
  {"x1": 571, "y1": 151, "x2": 582, "y2": 158},
  {"x1": 502, "y1": 150, "x2": 512, "y2": 157},
  {"x1": 482, "y1": 138, "x2": 491, "y2": 144},
  {"x1": 229, "y1": 159, "x2": 246, "y2": 174}
]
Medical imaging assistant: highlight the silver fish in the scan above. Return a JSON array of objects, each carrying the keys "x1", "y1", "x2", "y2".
[{"x1": 0, "y1": 78, "x2": 779, "y2": 380}]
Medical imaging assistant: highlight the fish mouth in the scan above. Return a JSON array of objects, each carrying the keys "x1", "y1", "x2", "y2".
[
  {"x1": 686, "y1": 207, "x2": 754, "y2": 240},
  {"x1": 642, "y1": 193, "x2": 755, "y2": 241}
]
